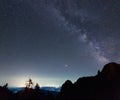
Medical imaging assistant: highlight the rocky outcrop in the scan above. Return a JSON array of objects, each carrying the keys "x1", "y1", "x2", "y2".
[{"x1": 57, "y1": 62, "x2": 120, "y2": 100}]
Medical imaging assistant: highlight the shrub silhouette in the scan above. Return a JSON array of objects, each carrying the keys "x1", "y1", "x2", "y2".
[{"x1": 0, "y1": 83, "x2": 14, "y2": 100}]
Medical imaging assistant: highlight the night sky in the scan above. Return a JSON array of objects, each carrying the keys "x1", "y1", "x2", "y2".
[{"x1": 0, "y1": 0, "x2": 120, "y2": 87}]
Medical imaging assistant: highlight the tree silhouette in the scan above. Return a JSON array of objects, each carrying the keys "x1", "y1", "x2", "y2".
[
  {"x1": 25, "y1": 78, "x2": 33, "y2": 88},
  {"x1": 35, "y1": 83, "x2": 40, "y2": 91},
  {"x1": 3, "y1": 83, "x2": 8, "y2": 88}
]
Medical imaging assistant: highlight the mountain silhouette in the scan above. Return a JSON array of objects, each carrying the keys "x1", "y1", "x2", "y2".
[
  {"x1": 57, "y1": 80, "x2": 73, "y2": 100},
  {"x1": 1, "y1": 62, "x2": 120, "y2": 100},
  {"x1": 99, "y1": 62, "x2": 120, "y2": 80},
  {"x1": 57, "y1": 62, "x2": 120, "y2": 100}
]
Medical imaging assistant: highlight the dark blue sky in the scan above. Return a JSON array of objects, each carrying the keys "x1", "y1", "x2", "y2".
[{"x1": 0, "y1": 0, "x2": 120, "y2": 87}]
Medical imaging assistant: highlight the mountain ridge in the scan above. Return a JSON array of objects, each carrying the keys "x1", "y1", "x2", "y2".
[{"x1": 57, "y1": 62, "x2": 120, "y2": 100}]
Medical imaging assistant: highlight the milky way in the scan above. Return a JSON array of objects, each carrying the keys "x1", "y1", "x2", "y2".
[
  {"x1": 46, "y1": 0, "x2": 120, "y2": 64},
  {"x1": 0, "y1": 0, "x2": 120, "y2": 86},
  {"x1": 27, "y1": 0, "x2": 120, "y2": 64}
]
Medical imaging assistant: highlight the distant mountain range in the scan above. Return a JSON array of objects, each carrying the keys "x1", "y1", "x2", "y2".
[
  {"x1": 9, "y1": 86, "x2": 60, "y2": 93},
  {"x1": 41, "y1": 86, "x2": 61, "y2": 92}
]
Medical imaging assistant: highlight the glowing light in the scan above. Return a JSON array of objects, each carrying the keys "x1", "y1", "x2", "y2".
[{"x1": 6, "y1": 75, "x2": 61, "y2": 87}]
